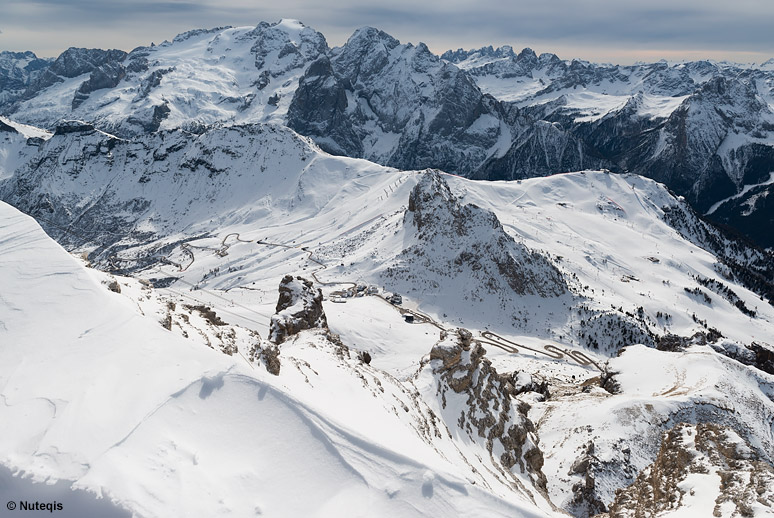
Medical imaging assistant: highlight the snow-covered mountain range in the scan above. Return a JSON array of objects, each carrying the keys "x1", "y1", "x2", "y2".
[
  {"x1": 1, "y1": 18, "x2": 774, "y2": 518},
  {"x1": 1, "y1": 20, "x2": 773, "y2": 247}
]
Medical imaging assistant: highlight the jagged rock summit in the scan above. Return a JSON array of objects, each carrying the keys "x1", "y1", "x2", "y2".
[{"x1": 385, "y1": 170, "x2": 566, "y2": 306}]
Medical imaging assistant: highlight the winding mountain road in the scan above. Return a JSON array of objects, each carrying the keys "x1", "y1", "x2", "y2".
[
  {"x1": 478, "y1": 331, "x2": 604, "y2": 371},
  {"x1": 167, "y1": 232, "x2": 605, "y2": 372}
]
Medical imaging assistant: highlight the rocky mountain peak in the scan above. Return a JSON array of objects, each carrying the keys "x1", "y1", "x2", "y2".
[
  {"x1": 247, "y1": 19, "x2": 328, "y2": 73},
  {"x1": 345, "y1": 26, "x2": 401, "y2": 53},
  {"x1": 517, "y1": 47, "x2": 538, "y2": 63},
  {"x1": 387, "y1": 170, "x2": 567, "y2": 302},
  {"x1": 49, "y1": 47, "x2": 127, "y2": 79},
  {"x1": 0, "y1": 50, "x2": 52, "y2": 96},
  {"x1": 538, "y1": 52, "x2": 562, "y2": 65},
  {"x1": 332, "y1": 26, "x2": 403, "y2": 83},
  {"x1": 440, "y1": 45, "x2": 517, "y2": 64},
  {"x1": 171, "y1": 26, "x2": 233, "y2": 45}
]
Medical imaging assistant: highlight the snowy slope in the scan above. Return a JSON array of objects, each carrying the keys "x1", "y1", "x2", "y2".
[
  {"x1": 0, "y1": 116, "x2": 50, "y2": 180},
  {"x1": 1, "y1": 110, "x2": 774, "y2": 516},
  {"x1": 2, "y1": 119, "x2": 771, "y2": 355},
  {"x1": 0, "y1": 202, "x2": 561, "y2": 517}
]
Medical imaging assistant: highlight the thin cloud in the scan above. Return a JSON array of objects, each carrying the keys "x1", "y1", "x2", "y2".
[{"x1": 2, "y1": 0, "x2": 773, "y2": 63}]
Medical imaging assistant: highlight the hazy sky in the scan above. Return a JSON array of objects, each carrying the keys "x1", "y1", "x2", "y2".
[{"x1": 2, "y1": 0, "x2": 773, "y2": 64}]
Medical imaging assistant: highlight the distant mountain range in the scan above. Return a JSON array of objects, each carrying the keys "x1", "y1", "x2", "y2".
[{"x1": 1, "y1": 20, "x2": 773, "y2": 247}]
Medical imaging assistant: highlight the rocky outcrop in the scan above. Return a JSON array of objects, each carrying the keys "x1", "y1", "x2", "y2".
[
  {"x1": 428, "y1": 328, "x2": 548, "y2": 494},
  {"x1": 286, "y1": 56, "x2": 361, "y2": 156},
  {"x1": 567, "y1": 441, "x2": 608, "y2": 517},
  {"x1": 710, "y1": 340, "x2": 774, "y2": 376},
  {"x1": 269, "y1": 275, "x2": 328, "y2": 344},
  {"x1": 476, "y1": 119, "x2": 608, "y2": 180},
  {"x1": 600, "y1": 423, "x2": 774, "y2": 517},
  {"x1": 247, "y1": 20, "x2": 328, "y2": 77},
  {"x1": 24, "y1": 48, "x2": 127, "y2": 99},
  {"x1": 260, "y1": 345, "x2": 282, "y2": 375},
  {"x1": 72, "y1": 60, "x2": 127, "y2": 109},
  {"x1": 385, "y1": 171, "x2": 566, "y2": 302}
]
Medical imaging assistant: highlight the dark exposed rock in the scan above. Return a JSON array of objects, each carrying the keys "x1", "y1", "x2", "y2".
[
  {"x1": 287, "y1": 27, "x2": 517, "y2": 175},
  {"x1": 287, "y1": 56, "x2": 361, "y2": 156},
  {"x1": 0, "y1": 51, "x2": 53, "y2": 108},
  {"x1": 568, "y1": 441, "x2": 608, "y2": 517},
  {"x1": 269, "y1": 275, "x2": 328, "y2": 344},
  {"x1": 53, "y1": 120, "x2": 97, "y2": 135},
  {"x1": 126, "y1": 103, "x2": 171, "y2": 133},
  {"x1": 710, "y1": 340, "x2": 774, "y2": 376},
  {"x1": 657, "y1": 333, "x2": 692, "y2": 352},
  {"x1": 72, "y1": 61, "x2": 127, "y2": 109},
  {"x1": 135, "y1": 67, "x2": 174, "y2": 100},
  {"x1": 600, "y1": 423, "x2": 774, "y2": 517},
  {"x1": 260, "y1": 345, "x2": 281, "y2": 375},
  {"x1": 357, "y1": 350, "x2": 372, "y2": 364},
  {"x1": 428, "y1": 328, "x2": 548, "y2": 494},
  {"x1": 599, "y1": 367, "x2": 620, "y2": 395},
  {"x1": 0, "y1": 118, "x2": 19, "y2": 134},
  {"x1": 24, "y1": 48, "x2": 127, "y2": 99}
]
